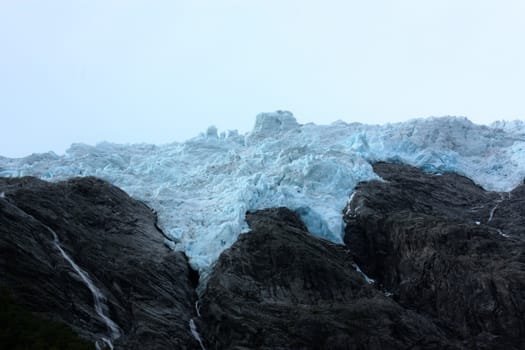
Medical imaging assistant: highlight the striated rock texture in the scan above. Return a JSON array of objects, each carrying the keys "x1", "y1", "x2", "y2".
[
  {"x1": 344, "y1": 162, "x2": 525, "y2": 349},
  {"x1": 2, "y1": 162, "x2": 524, "y2": 349},
  {"x1": 0, "y1": 177, "x2": 200, "y2": 350},
  {"x1": 199, "y1": 207, "x2": 460, "y2": 350}
]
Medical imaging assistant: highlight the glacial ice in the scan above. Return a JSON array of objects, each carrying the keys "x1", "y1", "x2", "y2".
[{"x1": 1, "y1": 111, "x2": 524, "y2": 274}]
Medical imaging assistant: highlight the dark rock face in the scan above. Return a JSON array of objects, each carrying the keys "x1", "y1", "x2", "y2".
[
  {"x1": 344, "y1": 162, "x2": 525, "y2": 349},
  {"x1": 0, "y1": 177, "x2": 200, "y2": 349},
  {"x1": 2, "y1": 163, "x2": 524, "y2": 349},
  {"x1": 199, "y1": 207, "x2": 460, "y2": 350}
]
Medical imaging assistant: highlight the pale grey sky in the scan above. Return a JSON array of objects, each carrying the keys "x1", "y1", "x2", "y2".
[{"x1": 1, "y1": 1, "x2": 524, "y2": 157}]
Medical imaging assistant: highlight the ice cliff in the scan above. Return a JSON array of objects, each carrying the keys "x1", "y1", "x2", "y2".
[{"x1": 1, "y1": 111, "x2": 524, "y2": 273}]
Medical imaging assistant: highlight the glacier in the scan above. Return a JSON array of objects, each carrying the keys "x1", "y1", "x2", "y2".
[{"x1": 1, "y1": 111, "x2": 524, "y2": 274}]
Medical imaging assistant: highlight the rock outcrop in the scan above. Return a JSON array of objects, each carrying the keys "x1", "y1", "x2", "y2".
[
  {"x1": 0, "y1": 177, "x2": 200, "y2": 350},
  {"x1": 344, "y1": 162, "x2": 525, "y2": 349},
  {"x1": 199, "y1": 207, "x2": 460, "y2": 349},
  {"x1": 2, "y1": 162, "x2": 524, "y2": 349}
]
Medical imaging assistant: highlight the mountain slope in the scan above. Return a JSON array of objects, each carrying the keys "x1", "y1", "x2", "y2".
[
  {"x1": 0, "y1": 177, "x2": 200, "y2": 349},
  {"x1": 344, "y1": 162, "x2": 525, "y2": 349},
  {"x1": 1, "y1": 164, "x2": 524, "y2": 349},
  {"x1": 199, "y1": 208, "x2": 461, "y2": 349}
]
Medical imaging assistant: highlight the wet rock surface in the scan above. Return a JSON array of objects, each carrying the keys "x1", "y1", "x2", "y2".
[
  {"x1": 199, "y1": 207, "x2": 460, "y2": 350},
  {"x1": 0, "y1": 176, "x2": 200, "y2": 350},
  {"x1": 344, "y1": 162, "x2": 525, "y2": 349}
]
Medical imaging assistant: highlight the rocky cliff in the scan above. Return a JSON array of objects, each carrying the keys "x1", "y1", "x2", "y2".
[
  {"x1": 1, "y1": 162, "x2": 524, "y2": 349},
  {"x1": 344, "y1": 162, "x2": 525, "y2": 349},
  {"x1": 0, "y1": 177, "x2": 200, "y2": 349},
  {"x1": 198, "y1": 207, "x2": 459, "y2": 349}
]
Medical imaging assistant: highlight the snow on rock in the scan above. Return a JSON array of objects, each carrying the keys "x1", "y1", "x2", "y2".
[{"x1": 1, "y1": 112, "x2": 524, "y2": 274}]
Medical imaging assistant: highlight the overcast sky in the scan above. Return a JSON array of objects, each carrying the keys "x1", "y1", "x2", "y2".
[{"x1": 1, "y1": 1, "x2": 524, "y2": 157}]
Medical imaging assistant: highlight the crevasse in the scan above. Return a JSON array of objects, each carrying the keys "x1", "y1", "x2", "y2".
[{"x1": 1, "y1": 112, "x2": 524, "y2": 274}]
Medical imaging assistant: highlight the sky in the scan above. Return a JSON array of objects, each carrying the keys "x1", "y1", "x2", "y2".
[{"x1": 1, "y1": 0, "x2": 524, "y2": 158}]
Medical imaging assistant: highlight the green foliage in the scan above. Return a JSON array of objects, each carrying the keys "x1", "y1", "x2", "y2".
[{"x1": 0, "y1": 289, "x2": 95, "y2": 350}]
